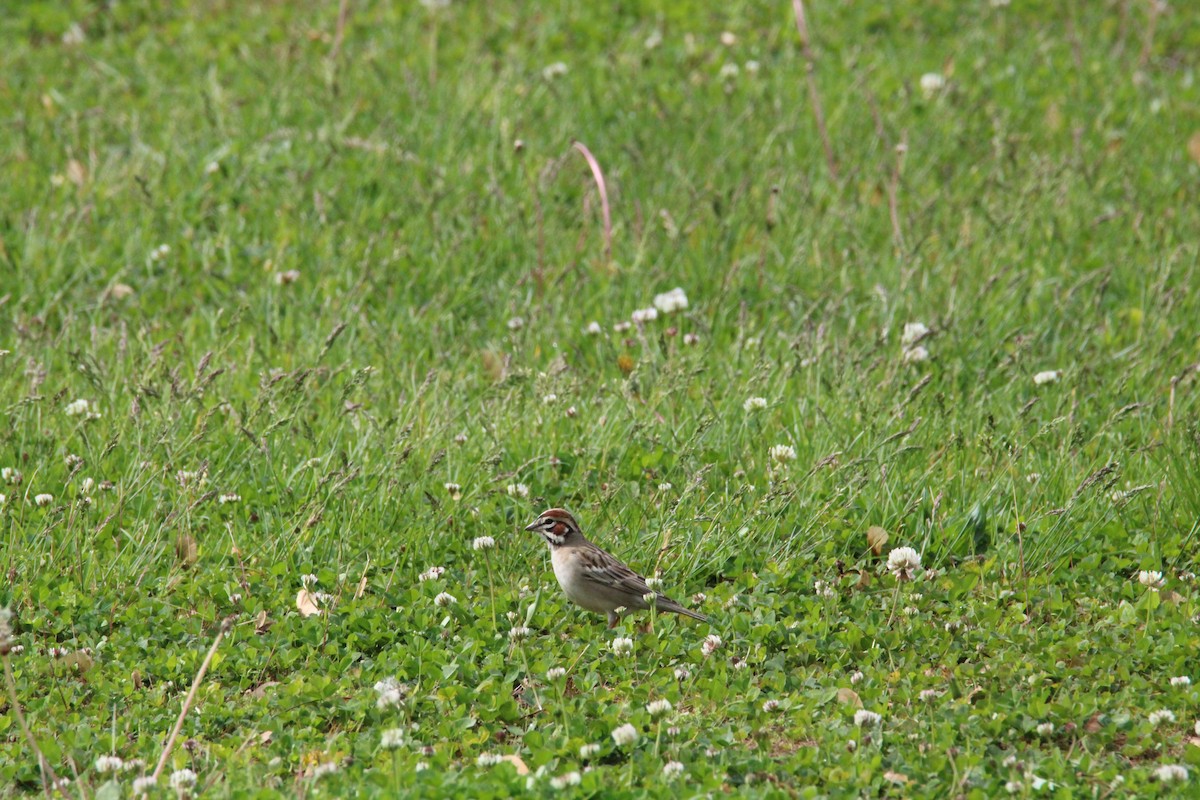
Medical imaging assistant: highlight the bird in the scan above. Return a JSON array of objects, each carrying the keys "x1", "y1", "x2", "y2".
[{"x1": 524, "y1": 507, "x2": 707, "y2": 628}]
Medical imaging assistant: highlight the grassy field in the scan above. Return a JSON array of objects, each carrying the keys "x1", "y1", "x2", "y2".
[{"x1": 2, "y1": 0, "x2": 1200, "y2": 796}]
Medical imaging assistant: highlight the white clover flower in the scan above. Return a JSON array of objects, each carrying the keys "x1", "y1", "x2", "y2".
[
  {"x1": 919, "y1": 689, "x2": 942, "y2": 702},
  {"x1": 433, "y1": 592, "x2": 457, "y2": 607},
  {"x1": 477, "y1": 752, "x2": 503, "y2": 767},
  {"x1": 1138, "y1": 570, "x2": 1165, "y2": 590},
  {"x1": 631, "y1": 307, "x2": 659, "y2": 324},
  {"x1": 1, "y1": 467, "x2": 21, "y2": 484},
  {"x1": 683, "y1": 332, "x2": 700, "y2": 345},
  {"x1": 701, "y1": 634, "x2": 722, "y2": 657},
  {"x1": 657, "y1": 482, "x2": 672, "y2": 492},
  {"x1": 887, "y1": 547, "x2": 922, "y2": 580},
  {"x1": 275, "y1": 270, "x2": 301, "y2": 285},
  {"x1": 850, "y1": 670, "x2": 864, "y2": 685},
  {"x1": 674, "y1": 666, "x2": 691, "y2": 681},
  {"x1": 508, "y1": 626, "x2": 532, "y2": 642},
  {"x1": 380, "y1": 728, "x2": 405, "y2": 749},
  {"x1": 506, "y1": 483, "x2": 530, "y2": 498},
  {"x1": 33, "y1": 494, "x2": 54, "y2": 507},
  {"x1": 565, "y1": 406, "x2": 577, "y2": 418},
  {"x1": 644, "y1": 29, "x2": 662, "y2": 49},
  {"x1": 663, "y1": 760, "x2": 685, "y2": 778},
  {"x1": 769, "y1": 444, "x2": 797, "y2": 463},
  {"x1": 611, "y1": 723, "x2": 639, "y2": 747},
  {"x1": 743, "y1": 396, "x2": 767, "y2": 412},
  {"x1": 0, "y1": 495, "x2": 6, "y2": 506},
  {"x1": 613, "y1": 320, "x2": 632, "y2": 333},
  {"x1": 507, "y1": 317, "x2": 525, "y2": 331},
  {"x1": 653, "y1": 287, "x2": 689, "y2": 314},
  {"x1": 1155, "y1": 765, "x2": 1188, "y2": 783},
  {"x1": 472, "y1": 536, "x2": 496, "y2": 551},
  {"x1": 169, "y1": 769, "x2": 197, "y2": 789},
  {"x1": 903, "y1": 345, "x2": 930, "y2": 364},
  {"x1": 611, "y1": 637, "x2": 633, "y2": 657},
  {"x1": 1033, "y1": 370, "x2": 1061, "y2": 386},
  {"x1": 720, "y1": 31, "x2": 736, "y2": 46},
  {"x1": 1026, "y1": 473, "x2": 1041, "y2": 484},
  {"x1": 645, "y1": 577, "x2": 664, "y2": 591},
  {"x1": 218, "y1": 493, "x2": 241, "y2": 504},
  {"x1": 901, "y1": 322, "x2": 929, "y2": 347},
  {"x1": 541, "y1": 394, "x2": 558, "y2": 406},
  {"x1": 646, "y1": 699, "x2": 673, "y2": 717},
  {"x1": 418, "y1": 566, "x2": 445, "y2": 582},
  {"x1": 300, "y1": 573, "x2": 318, "y2": 588},
  {"x1": 65, "y1": 398, "x2": 94, "y2": 416},
  {"x1": 814, "y1": 580, "x2": 835, "y2": 598},
  {"x1": 542, "y1": 62, "x2": 568, "y2": 80},
  {"x1": 374, "y1": 677, "x2": 406, "y2": 708},
  {"x1": 94, "y1": 756, "x2": 125, "y2": 773},
  {"x1": 579, "y1": 743, "x2": 601, "y2": 759},
  {"x1": 311, "y1": 762, "x2": 340, "y2": 779},
  {"x1": 132, "y1": 776, "x2": 157, "y2": 793},
  {"x1": 176, "y1": 470, "x2": 205, "y2": 488},
  {"x1": 919, "y1": 72, "x2": 946, "y2": 98},
  {"x1": 584, "y1": 321, "x2": 603, "y2": 335},
  {"x1": 854, "y1": 710, "x2": 882, "y2": 727},
  {"x1": 443, "y1": 483, "x2": 462, "y2": 500},
  {"x1": 744, "y1": 60, "x2": 760, "y2": 74},
  {"x1": 1005, "y1": 780, "x2": 1022, "y2": 793},
  {"x1": 546, "y1": 667, "x2": 566, "y2": 681},
  {"x1": 65, "y1": 453, "x2": 83, "y2": 468},
  {"x1": 762, "y1": 699, "x2": 781, "y2": 713},
  {"x1": 719, "y1": 62, "x2": 740, "y2": 81},
  {"x1": 691, "y1": 592, "x2": 706, "y2": 604},
  {"x1": 1036, "y1": 722, "x2": 1055, "y2": 736},
  {"x1": 1149, "y1": 709, "x2": 1176, "y2": 726},
  {"x1": 1170, "y1": 676, "x2": 1191, "y2": 687},
  {"x1": 549, "y1": 771, "x2": 582, "y2": 789}
]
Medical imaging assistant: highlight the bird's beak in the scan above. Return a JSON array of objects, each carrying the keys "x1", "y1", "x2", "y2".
[{"x1": 523, "y1": 521, "x2": 539, "y2": 532}]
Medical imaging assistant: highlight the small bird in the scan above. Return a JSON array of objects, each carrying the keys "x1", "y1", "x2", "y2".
[{"x1": 524, "y1": 507, "x2": 707, "y2": 628}]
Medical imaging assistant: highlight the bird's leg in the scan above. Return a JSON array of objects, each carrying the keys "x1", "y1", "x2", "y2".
[{"x1": 607, "y1": 610, "x2": 619, "y2": 629}]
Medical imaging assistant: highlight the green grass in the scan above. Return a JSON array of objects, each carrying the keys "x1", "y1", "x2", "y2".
[{"x1": 2, "y1": 0, "x2": 1200, "y2": 795}]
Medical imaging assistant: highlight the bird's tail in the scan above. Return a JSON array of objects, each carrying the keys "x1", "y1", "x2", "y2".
[{"x1": 659, "y1": 599, "x2": 707, "y2": 623}]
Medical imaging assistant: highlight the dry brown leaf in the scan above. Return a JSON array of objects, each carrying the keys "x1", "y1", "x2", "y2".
[
  {"x1": 296, "y1": 589, "x2": 321, "y2": 617},
  {"x1": 884, "y1": 771, "x2": 909, "y2": 785},
  {"x1": 836, "y1": 688, "x2": 863, "y2": 708},
  {"x1": 500, "y1": 755, "x2": 529, "y2": 775},
  {"x1": 1161, "y1": 590, "x2": 1186, "y2": 605},
  {"x1": 67, "y1": 159, "x2": 86, "y2": 186},
  {"x1": 175, "y1": 533, "x2": 197, "y2": 566},
  {"x1": 60, "y1": 651, "x2": 94, "y2": 674},
  {"x1": 254, "y1": 609, "x2": 272, "y2": 634},
  {"x1": 1188, "y1": 131, "x2": 1200, "y2": 166},
  {"x1": 355, "y1": 574, "x2": 369, "y2": 600},
  {"x1": 867, "y1": 525, "x2": 889, "y2": 556},
  {"x1": 258, "y1": 730, "x2": 273, "y2": 744},
  {"x1": 481, "y1": 350, "x2": 509, "y2": 383},
  {"x1": 1187, "y1": 736, "x2": 1200, "y2": 749}
]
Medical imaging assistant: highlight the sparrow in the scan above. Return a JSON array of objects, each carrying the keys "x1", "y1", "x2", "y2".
[{"x1": 524, "y1": 508, "x2": 707, "y2": 628}]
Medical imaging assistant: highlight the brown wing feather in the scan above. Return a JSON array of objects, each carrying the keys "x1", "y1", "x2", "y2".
[{"x1": 577, "y1": 548, "x2": 707, "y2": 621}]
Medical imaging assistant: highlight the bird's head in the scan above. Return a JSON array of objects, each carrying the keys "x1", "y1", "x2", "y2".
[{"x1": 524, "y1": 508, "x2": 580, "y2": 547}]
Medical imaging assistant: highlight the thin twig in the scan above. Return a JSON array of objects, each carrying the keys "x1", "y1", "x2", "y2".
[
  {"x1": 330, "y1": 0, "x2": 351, "y2": 62},
  {"x1": 1137, "y1": 0, "x2": 1163, "y2": 69},
  {"x1": 791, "y1": 0, "x2": 838, "y2": 180},
  {"x1": 150, "y1": 618, "x2": 234, "y2": 785},
  {"x1": 570, "y1": 141, "x2": 613, "y2": 264},
  {"x1": 4, "y1": 656, "x2": 62, "y2": 799}
]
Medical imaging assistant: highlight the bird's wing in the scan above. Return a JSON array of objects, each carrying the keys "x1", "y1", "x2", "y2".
[{"x1": 577, "y1": 548, "x2": 654, "y2": 600}]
